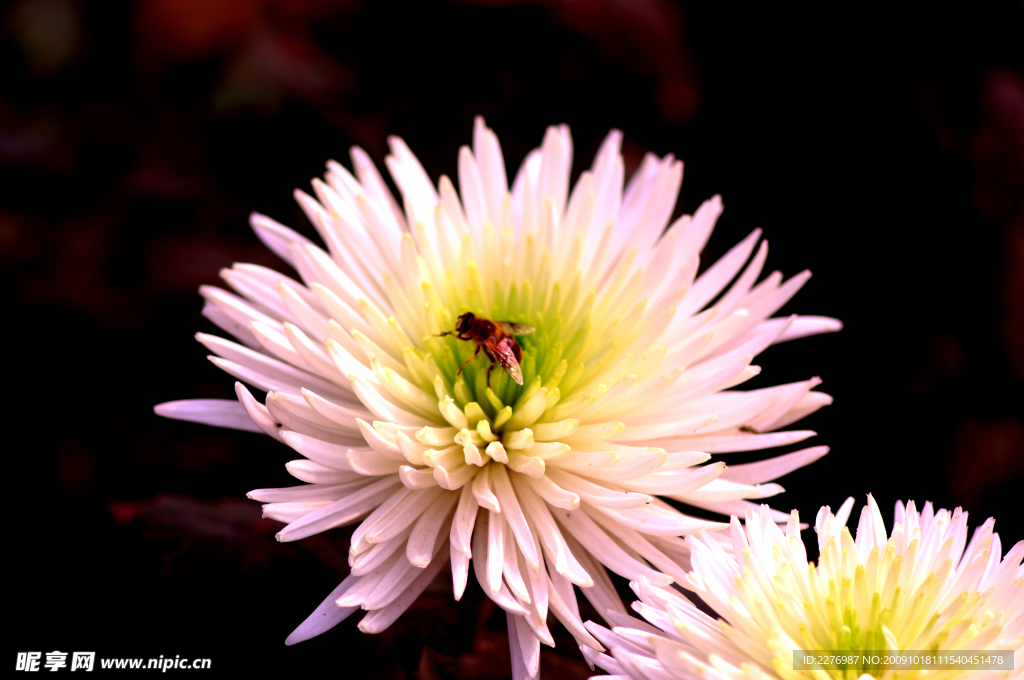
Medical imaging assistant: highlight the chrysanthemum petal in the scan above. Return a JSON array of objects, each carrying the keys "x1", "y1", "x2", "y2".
[
  {"x1": 154, "y1": 398, "x2": 262, "y2": 433},
  {"x1": 719, "y1": 445, "x2": 829, "y2": 485},
  {"x1": 276, "y1": 476, "x2": 401, "y2": 542},
  {"x1": 358, "y1": 545, "x2": 450, "y2": 635},
  {"x1": 284, "y1": 574, "x2": 360, "y2": 646}
]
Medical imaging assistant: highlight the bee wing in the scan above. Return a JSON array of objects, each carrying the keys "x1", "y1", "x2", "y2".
[
  {"x1": 491, "y1": 340, "x2": 525, "y2": 385},
  {"x1": 498, "y1": 322, "x2": 535, "y2": 336}
]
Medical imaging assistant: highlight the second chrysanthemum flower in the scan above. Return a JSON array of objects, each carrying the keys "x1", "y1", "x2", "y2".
[
  {"x1": 588, "y1": 497, "x2": 1024, "y2": 680},
  {"x1": 157, "y1": 119, "x2": 840, "y2": 679}
]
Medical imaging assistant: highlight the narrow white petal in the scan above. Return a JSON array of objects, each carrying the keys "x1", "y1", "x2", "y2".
[
  {"x1": 277, "y1": 476, "x2": 401, "y2": 542},
  {"x1": 202, "y1": 301, "x2": 261, "y2": 349},
  {"x1": 674, "y1": 229, "x2": 762, "y2": 320},
  {"x1": 351, "y1": 488, "x2": 413, "y2": 558},
  {"x1": 502, "y1": 522, "x2": 531, "y2": 604},
  {"x1": 771, "y1": 315, "x2": 843, "y2": 343},
  {"x1": 450, "y1": 483, "x2": 479, "y2": 557},
  {"x1": 248, "y1": 482, "x2": 367, "y2": 503},
  {"x1": 263, "y1": 500, "x2": 332, "y2": 523},
  {"x1": 201, "y1": 332, "x2": 347, "y2": 401},
  {"x1": 285, "y1": 459, "x2": 363, "y2": 485},
  {"x1": 513, "y1": 612, "x2": 542, "y2": 679},
  {"x1": 522, "y1": 474, "x2": 580, "y2": 510},
  {"x1": 719, "y1": 445, "x2": 829, "y2": 485},
  {"x1": 350, "y1": 525, "x2": 413, "y2": 576},
  {"x1": 362, "y1": 486, "x2": 442, "y2": 546},
  {"x1": 472, "y1": 464, "x2": 501, "y2": 513},
  {"x1": 546, "y1": 469, "x2": 653, "y2": 508},
  {"x1": 486, "y1": 509, "x2": 505, "y2": 594},
  {"x1": 301, "y1": 387, "x2": 374, "y2": 427},
  {"x1": 490, "y1": 466, "x2": 540, "y2": 570},
  {"x1": 284, "y1": 574, "x2": 360, "y2": 645},
  {"x1": 512, "y1": 474, "x2": 593, "y2": 587},
  {"x1": 200, "y1": 285, "x2": 283, "y2": 336},
  {"x1": 279, "y1": 430, "x2": 354, "y2": 470},
  {"x1": 250, "y1": 212, "x2": 314, "y2": 269},
  {"x1": 564, "y1": 533, "x2": 630, "y2": 620},
  {"x1": 640, "y1": 429, "x2": 816, "y2": 453},
  {"x1": 472, "y1": 515, "x2": 530, "y2": 616},
  {"x1": 556, "y1": 508, "x2": 670, "y2": 584},
  {"x1": 154, "y1": 399, "x2": 262, "y2": 433},
  {"x1": 406, "y1": 490, "x2": 458, "y2": 567},
  {"x1": 545, "y1": 569, "x2": 602, "y2": 650},
  {"x1": 451, "y1": 545, "x2": 470, "y2": 600},
  {"x1": 361, "y1": 523, "x2": 448, "y2": 612},
  {"x1": 269, "y1": 392, "x2": 364, "y2": 445},
  {"x1": 350, "y1": 375, "x2": 426, "y2": 427},
  {"x1": 586, "y1": 510, "x2": 690, "y2": 585},
  {"x1": 399, "y1": 465, "x2": 438, "y2": 489}
]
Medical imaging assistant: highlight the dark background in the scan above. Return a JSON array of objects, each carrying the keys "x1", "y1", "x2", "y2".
[{"x1": 5, "y1": 0, "x2": 1023, "y2": 676}]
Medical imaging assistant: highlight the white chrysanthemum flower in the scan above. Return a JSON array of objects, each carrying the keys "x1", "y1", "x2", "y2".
[
  {"x1": 588, "y1": 497, "x2": 1024, "y2": 680},
  {"x1": 156, "y1": 119, "x2": 840, "y2": 679}
]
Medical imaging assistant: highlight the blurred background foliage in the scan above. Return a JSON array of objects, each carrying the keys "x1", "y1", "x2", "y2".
[{"x1": 4, "y1": 0, "x2": 1023, "y2": 677}]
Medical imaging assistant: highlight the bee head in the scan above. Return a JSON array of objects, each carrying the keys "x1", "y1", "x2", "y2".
[{"x1": 456, "y1": 312, "x2": 475, "y2": 333}]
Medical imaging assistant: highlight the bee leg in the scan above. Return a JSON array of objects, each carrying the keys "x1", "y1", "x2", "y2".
[
  {"x1": 456, "y1": 345, "x2": 481, "y2": 376},
  {"x1": 487, "y1": 363, "x2": 495, "y2": 387}
]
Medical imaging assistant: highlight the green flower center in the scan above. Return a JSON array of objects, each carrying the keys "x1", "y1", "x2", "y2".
[
  {"x1": 773, "y1": 531, "x2": 987, "y2": 680},
  {"x1": 418, "y1": 272, "x2": 594, "y2": 436}
]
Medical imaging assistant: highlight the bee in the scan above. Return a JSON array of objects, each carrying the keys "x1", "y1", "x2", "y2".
[{"x1": 439, "y1": 312, "x2": 535, "y2": 385}]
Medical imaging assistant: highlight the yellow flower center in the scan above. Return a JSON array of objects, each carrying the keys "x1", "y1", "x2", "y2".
[{"x1": 759, "y1": 526, "x2": 1004, "y2": 680}]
